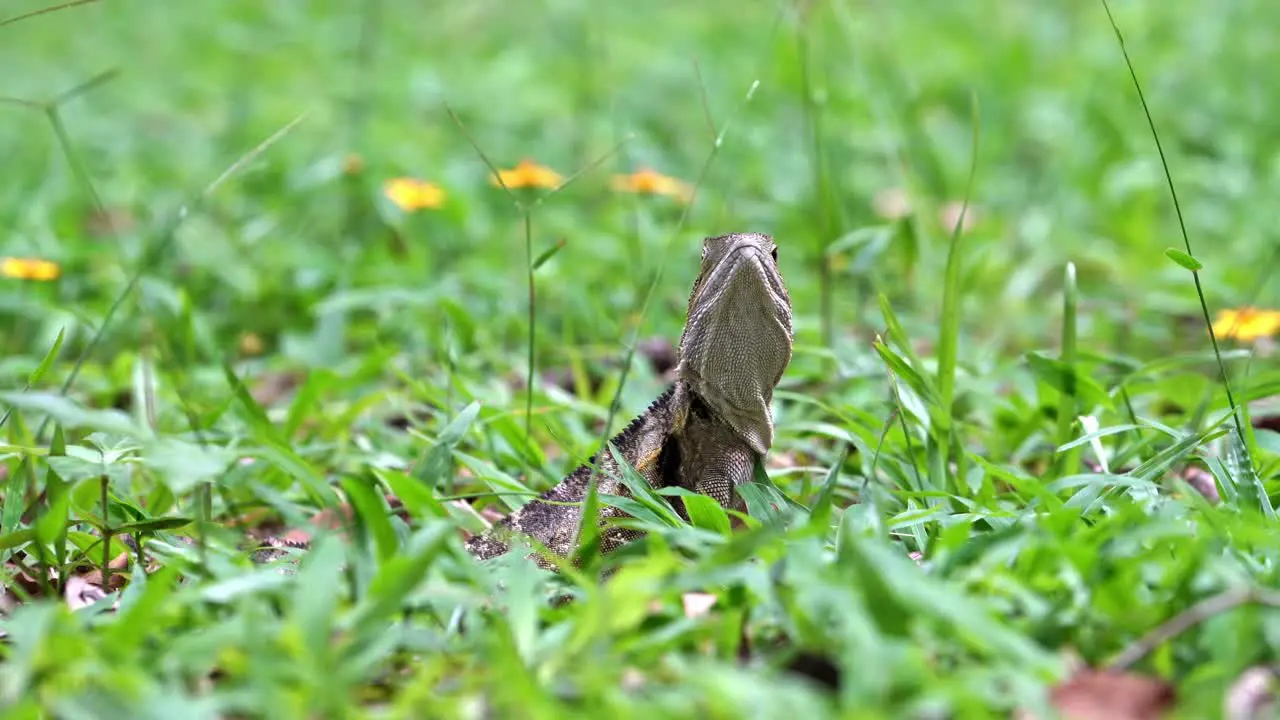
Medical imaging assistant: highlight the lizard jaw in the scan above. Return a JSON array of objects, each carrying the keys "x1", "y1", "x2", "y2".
[{"x1": 676, "y1": 233, "x2": 794, "y2": 454}]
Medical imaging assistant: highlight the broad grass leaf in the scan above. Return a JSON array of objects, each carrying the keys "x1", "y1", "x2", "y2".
[
  {"x1": 572, "y1": 470, "x2": 604, "y2": 569},
  {"x1": 660, "y1": 487, "x2": 731, "y2": 535},
  {"x1": 607, "y1": 443, "x2": 683, "y2": 526},
  {"x1": 35, "y1": 470, "x2": 71, "y2": 566},
  {"x1": 142, "y1": 438, "x2": 236, "y2": 494},
  {"x1": 1255, "y1": 429, "x2": 1280, "y2": 456},
  {"x1": 417, "y1": 400, "x2": 481, "y2": 486},
  {"x1": 348, "y1": 523, "x2": 453, "y2": 636},
  {"x1": 454, "y1": 451, "x2": 532, "y2": 512},
  {"x1": 373, "y1": 467, "x2": 451, "y2": 520},
  {"x1": 224, "y1": 364, "x2": 336, "y2": 506},
  {"x1": 114, "y1": 516, "x2": 193, "y2": 533},
  {"x1": 1130, "y1": 415, "x2": 1229, "y2": 483},
  {"x1": 201, "y1": 570, "x2": 293, "y2": 604},
  {"x1": 283, "y1": 369, "x2": 331, "y2": 438},
  {"x1": 108, "y1": 565, "x2": 178, "y2": 650},
  {"x1": 2, "y1": 413, "x2": 31, "y2": 535},
  {"x1": 807, "y1": 445, "x2": 847, "y2": 529},
  {"x1": 341, "y1": 475, "x2": 399, "y2": 561},
  {"x1": 1055, "y1": 423, "x2": 1144, "y2": 453},
  {"x1": 835, "y1": 511, "x2": 908, "y2": 636},
  {"x1": 597, "y1": 494, "x2": 676, "y2": 528},
  {"x1": 873, "y1": 341, "x2": 938, "y2": 407},
  {"x1": 1025, "y1": 352, "x2": 1113, "y2": 411},
  {"x1": 26, "y1": 327, "x2": 65, "y2": 387},
  {"x1": 841, "y1": 532, "x2": 1057, "y2": 673},
  {"x1": 292, "y1": 535, "x2": 345, "y2": 662},
  {"x1": 877, "y1": 292, "x2": 917, "y2": 359},
  {"x1": 736, "y1": 483, "x2": 789, "y2": 530},
  {"x1": 0, "y1": 392, "x2": 141, "y2": 437}
]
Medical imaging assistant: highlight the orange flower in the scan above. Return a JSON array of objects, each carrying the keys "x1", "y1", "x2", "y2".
[
  {"x1": 490, "y1": 159, "x2": 563, "y2": 190},
  {"x1": 1212, "y1": 307, "x2": 1280, "y2": 342},
  {"x1": 1, "y1": 257, "x2": 60, "y2": 281},
  {"x1": 383, "y1": 177, "x2": 445, "y2": 211},
  {"x1": 611, "y1": 167, "x2": 694, "y2": 202}
]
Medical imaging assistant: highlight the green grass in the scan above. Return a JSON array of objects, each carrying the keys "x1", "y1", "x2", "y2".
[{"x1": 3, "y1": 0, "x2": 1280, "y2": 716}]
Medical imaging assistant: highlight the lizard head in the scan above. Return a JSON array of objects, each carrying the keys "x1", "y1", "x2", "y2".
[{"x1": 676, "y1": 232, "x2": 794, "y2": 454}]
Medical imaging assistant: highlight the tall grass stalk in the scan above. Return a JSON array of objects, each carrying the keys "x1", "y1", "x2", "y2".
[{"x1": 1099, "y1": 0, "x2": 1256, "y2": 480}]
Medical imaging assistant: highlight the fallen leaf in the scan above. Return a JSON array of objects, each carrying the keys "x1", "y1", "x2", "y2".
[
  {"x1": 1181, "y1": 465, "x2": 1220, "y2": 504},
  {"x1": 637, "y1": 336, "x2": 677, "y2": 377},
  {"x1": 63, "y1": 574, "x2": 111, "y2": 612},
  {"x1": 1046, "y1": 668, "x2": 1175, "y2": 720},
  {"x1": 81, "y1": 551, "x2": 132, "y2": 590},
  {"x1": 1225, "y1": 666, "x2": 1277, "y2": 720},
  {"x1": 250, "y1": 369, "x2": 304, "y2": 407},
  {"x1": 83, "y1": 206, "x2": 136, "y2": 238}
]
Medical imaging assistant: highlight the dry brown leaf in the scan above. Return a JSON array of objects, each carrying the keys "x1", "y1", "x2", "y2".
[
  {"x1": 1181, "y1": 466, "x2": 1220, "y2": 504},
  {"x1": 249, "y1": 369, "x2": 304, "y2": 407},
  {"x1": 63, "y1": 574, "x2": 111, "y2": 612},
  {"x1": 83, "y1": 206, "x2": 136, "y2": 237},
  {"x1": 637, "y1": 336, "x2": 677, "y2": 377},
  {"x1": 81, "y1": 551, "x2": 132, "y2": 590},
  {"x1": 1044, "y1": 668, "x2": 1175, "y2": 720}
]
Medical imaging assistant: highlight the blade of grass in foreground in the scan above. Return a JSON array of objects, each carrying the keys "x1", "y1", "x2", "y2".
[
  {"x1": 1054, "y1": 262, "x2": 1081, "y2": 478},
  {"x1": 933, "y1": 92, "x2": 980, "y2": 493}
]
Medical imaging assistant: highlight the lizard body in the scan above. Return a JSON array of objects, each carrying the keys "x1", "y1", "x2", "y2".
[{"x1": 466, "y1": 232, "x2": 793, "y2": 562}]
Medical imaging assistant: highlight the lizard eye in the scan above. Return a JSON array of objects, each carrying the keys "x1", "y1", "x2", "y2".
[{"x1": 770, "y1": 247, "x2": 778, "y2": 261}]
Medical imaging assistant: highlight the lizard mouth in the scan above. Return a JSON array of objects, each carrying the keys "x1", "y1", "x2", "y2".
[{"x1": 696, "y1": 234, "x2": 791, "y2": 318}]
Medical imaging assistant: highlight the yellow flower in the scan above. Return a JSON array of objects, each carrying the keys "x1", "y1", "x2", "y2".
[
  {"x1": 239, "y1": 332, "x2": 264, "y2": 356},
  {"x1": 383, "y1": 177, "x2": 445, "y2": 211},
  {"x1": 610, "y1": 167, "x2": 694, "y2": 203},
  {"x1": 1, "y1": 257, "x2": 60, "y2": 281},
  {"x1": 490, "y1": 159, "x2": 563, "y2": 190},
  {"x1": 1213, "y1": 307, "x2": 1280, "y2": 342}
]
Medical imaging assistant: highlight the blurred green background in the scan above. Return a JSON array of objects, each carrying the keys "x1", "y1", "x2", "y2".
[{"x1": 3, "y1": 0, "x2": 1276, "y2": 387}]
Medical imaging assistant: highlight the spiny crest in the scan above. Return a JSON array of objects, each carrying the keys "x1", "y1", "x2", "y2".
[{"x1": 569, "y1": 383, "x2": 678, "y2": 472}]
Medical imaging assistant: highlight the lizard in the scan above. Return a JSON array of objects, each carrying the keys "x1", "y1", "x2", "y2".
[{"x1": 465, "y1": 232, "x2": 794, "y2": 563}]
